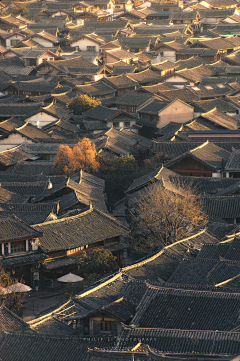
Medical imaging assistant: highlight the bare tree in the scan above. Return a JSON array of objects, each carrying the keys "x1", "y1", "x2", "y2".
[
  {"x1": 0, "y1": 268, "x2": 25, "y2": 315},
  {"x1": 130, "y1": 177, "x2": 208, "y2": 253}
]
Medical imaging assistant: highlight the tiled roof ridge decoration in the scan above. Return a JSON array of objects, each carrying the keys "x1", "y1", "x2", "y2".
[
  {"x1": 214, "y1": 272, "x2": 240, "y2": 288},
  {"x1": 27, "y1": 299, "x2": 73, "y2": 326},
  {"x1": 34, "y1": 205, "x2": 127, "y2": 229},
  {"x1": 0, "y1": 143, "x2": 24, "y2": 154},
  {"x1": 189, "y1": 139, "x2": 210, "y2": 153},
  {"x1": 0, "y1": 213, "x2": 43, "y2": 241},
  {"x1": 32, "y1": 201, "x2": 94, "y2": 227},
  {"x1": 15, "y1": 121, "x2": 29, "y2": 132},
  {"x1": 122, "y1": 323, "x2": 240, "y2": 334},
  {"x1": 177, "y1": 63, "x2": 210, "y2": 73},
  {"x1": 201, "y1": 106, "x2": 218, "y2": 116},
  {"x1": 123, "y1": 229, "x2": 206, "y2": 272},
  {"x1": 142, "y1": 281, "x2": 240, "y2": 298},
  {"x1": 57, "y1": 228, "x2": 208, "y2": 304},
  {"x1": 42, "y1": 101, "x2": 56, "y2": 111}
]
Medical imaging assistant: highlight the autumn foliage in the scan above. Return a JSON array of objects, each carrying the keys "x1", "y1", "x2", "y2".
[
  {"x1": 54, "y1": 138, "x2": 100, "y2": 176},
  {"x1": 68, "y1": 94, "x2": 100, "y2": 115}
]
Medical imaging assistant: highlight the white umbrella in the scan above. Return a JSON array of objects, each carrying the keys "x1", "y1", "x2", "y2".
[
  {"x1": 57, "y1": 273, "x2": 84, "y2": 283},
  {"x1": 6, "y1": 282, "x2": 32, "y2": 293},
  {"x1": 0, "y1": 287, "x2": 7, "y2": 295}
]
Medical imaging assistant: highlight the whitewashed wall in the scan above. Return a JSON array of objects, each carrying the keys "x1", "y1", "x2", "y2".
[
  {"x1": 25, "y1": 112, "x2": 57, "y2": 128},
  {"x1": 0, "y1": 134, "x2": 33, "y2": 151},
  {"x1": 71, "y1": 38, "x2": 100, "y2": 52},
  {"x1": 158, "y1": 100, "x2": 194, "y2": 127}
]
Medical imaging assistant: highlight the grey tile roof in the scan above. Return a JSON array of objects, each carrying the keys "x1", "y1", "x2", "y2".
[
  {"x1": 1, "y1": 181, "x2": 50, "y2": 197},
  {"x1": 127, "y1": 69, "x2": 162, "y2": 84},
  {"x1": 199, "y1": 8, "x2": 236, "y2": 18},
  {"x1": 189, "y1": 83, "x2": 236, "y2": 99},
  {"x1": 33, "y1": 207, "x2": 128, "y2": 252},
  {"x1": 0, "y1": 202, "x2": 58, "y2": 214},
  {"x1": 225, "y1": 237, "x2": 240, "y2": 261},
  {"x1": 82, "y1": 119, "x2": 108, "y2": 131},
  {"x1": 215, "y1": 180, "x2": 240, "y2": 196},
  {"x1": 4, "y1": 80, "x2": 56, "y2": 94},
  {"x1": 197, "y1": 243, "x2": 230, "y2": 260},
  {"x1": 44, "y1": 119, "x2": 79, "y2": 134},
  {"x1": 43, "y1": 254, "x2": 80, "y2": 270},
  {"x1": 75, "y1": 275, "x2": 147, "y2": 312},
  {"x1": 7, "y1": 161, "x2": 58, "y2": 176},
  {"x1": 126, "y1": 169, "x2": 160, "y2": 194},
  {"x1": 0, "y1": 56, "x2": 26, "y2": 68},
  {"x1": 153, "y1": 140, "x2": 240, "y2": 159},
  {"x1": 8, "y1": 123, "x2": 52, "y2": 141},
  {"x1": 53, "y1": 90, "x2": 83, "y2": 106},
  {"x1": 176, "y1": 48, "x2": 219, "y2": 56},
  {"x1": 225, "y1": 149, "x2": 240, "y2": 171},
  {"x1": 175, "y1": 56, "x2": 209, "y2": 70},
  {"x1": 59, "y1": 187, "x2": 108, "y2": 213},
  {"x1": 0, "y1": 214, "x2": 42, "y2": 243},
  {"x1": 181, "y1": 176, "x2": 240, "y2": 196},
  {"x1": 0, "y1": 103, "x2": 42, "y2": 118},
  {"x1": 202, "y1": 195, "x2": 240, "y2": 219},
  {"x1": 157, "y1": 87, "x2": 200, "y2": 103},
  {"x1": 138, "y1": 99, "x2": 170, "y2": 115},
  {"x1": 115, "y1": 91, "x2": 154, "y2": 106},
  {"x1": 37, "y1": 55, "x2": 100, "y2": 76},
  {"x1": 0, "y1": 118, "x2": 25, "y2": 133},
  {"x1": 131, "y1": 284, "x2": 240, "y2": 330},
  {"x1": 175, "y1": 65, "x2": 214, "y2": 83},
  {"x1": 118, "y1": 325, "x2": 240, "y2": 355},
  {"x1": 190, "y1": 37, "x2": 235, "y2": 51},
  {"x1": 89, "y1": 297, "x2": 135, "y2": 322},
  {"x1": 196, "y1": 237, "x2": 240, "y2": 262},
  {"x1": 0, "y1": 172, "x2": 66, "y2": 187},
  {"x1": 111, "y1": 66, "x2": 135, "y2": 76},
  {"x1": 123, "y1": 229, "x2": 218, "y2": 282},
  {"x1": 119, "y1": 36, "x2": 153, "y2": 48},
  {"x1": 206, "y1": 218, "x2": 238, "y2": 239},
  {"x1": 102, "y1": 74, "x2": 138, "y2": 90},
  {"x1": 19, "y1": 143, "x2": 71, "y2": 155},
  {"x1": 0, "y1": 251, "x2": 46, "y2": 267},
  {"x1": 0, "y1": 333, "x2": 117, "y2": 361},
  {"x1": 104, "y1": 128, "x2": 152, "y2": 157},
  {"x1": 191, "y1": 141, "x2": 231, "y2": 167},
  {"x1": 155, "y1": 121, "x2": 183, "y2": 139},
  {"x1": 170, "y1": 10, "x2": 197, "y2": 21},
  {"x1": 140, "y1": 82, "x2": 175, "y2": 94},
  {"x1": 0, "y1": 305, "x2": 32, "y2": 334},
  {"x1": 30, "y1": 317, "x2": 77, "y2": 335},
  {"x1": 193, "y1": 98, "x2": 238, "y2": 113},
  {"x1": 76, "y1": 81, "x2": 115, "y2": 97},
  {"x1": 33, "y1": 172, "x2": 108, "y2": 212},
  {"x1": 0, "y1": 145, "x2": 33, "y2": 167},
  {"x1": 83, "y1": 105, "x2": 121, "y2": 121},
  {"x1": 167, "y1": 257, "x2": 240, "y2": 290},
  {"x1": 165, "y1": 141, "x2": 231, "y2": 171},
  {"x1": 0, "y1": 209, "x2": 57, "y2": 225},
  {"x1": 0, "y1": 187, "x2": 28, "y2": 204}
]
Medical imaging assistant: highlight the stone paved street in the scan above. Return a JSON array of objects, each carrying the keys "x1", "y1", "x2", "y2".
[{"x1": 22, "y1": 288, "x2": 66, "y2": 322}]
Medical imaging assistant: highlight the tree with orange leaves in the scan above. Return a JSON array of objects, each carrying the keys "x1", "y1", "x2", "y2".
[{"x1": 54, "y1": 138, "x2": 99, "y2": 176}]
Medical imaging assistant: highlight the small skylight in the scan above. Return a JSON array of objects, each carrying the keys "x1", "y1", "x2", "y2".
[
  {"x1": 205, "y1": 85, "x2": 213, "y2": 90},
  {"x1": 192, "y1": 87, "x2": 200, "y2": 91},
  {"x1": 217, "y1": 84, "x2": 225, "y2": 88}
]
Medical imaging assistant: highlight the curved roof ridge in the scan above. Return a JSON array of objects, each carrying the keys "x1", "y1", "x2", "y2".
[{"x1": 123, "y1": 229, "x2": 207, "y2": 272}]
